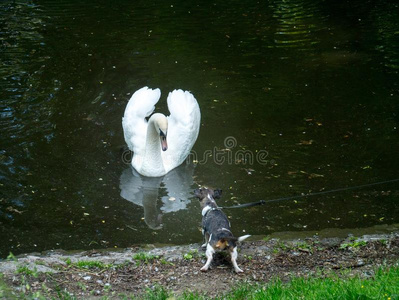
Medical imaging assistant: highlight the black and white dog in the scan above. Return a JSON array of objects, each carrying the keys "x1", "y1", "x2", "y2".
[{"x1": 195, "y1": 188, "x2": 250, "y2": 273}]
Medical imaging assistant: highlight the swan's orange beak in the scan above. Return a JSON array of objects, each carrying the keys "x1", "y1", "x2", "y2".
[{"x1": 160, "y1": 136, "x2": 168, "y2": 151}]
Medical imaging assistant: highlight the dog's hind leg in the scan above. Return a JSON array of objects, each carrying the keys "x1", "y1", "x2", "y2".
[
  {"x1": 201, "y1": 231, "x2": 209, "y2": 248},
  {"x1": 230, "y1": 247, "x2": 243, "y2": 273},
  {"x1": 200, "y1": 243, "x2": 215, "y2": 272}
]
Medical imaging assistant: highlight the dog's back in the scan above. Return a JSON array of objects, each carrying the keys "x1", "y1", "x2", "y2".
[{"x1": 203, "y1": 208, "x2": 237, "y2": 250}]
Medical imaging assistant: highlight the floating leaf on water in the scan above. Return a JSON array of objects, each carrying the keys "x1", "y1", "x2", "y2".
[
  {"x1": 244, "y1": 168, "x2": 253, "y2": 175},
  {"x1": 297, "y1": 140, "x2": 314, "y2": 145},
  {"x1": 308, "y1": 173, "x2": 324, "y2": 179},
  {"x1": 6, "y1": 206, "x2": 23, "y2": 214},
  {"x1": 91, "y1": 92, "x2": 104, "y2": 104}
]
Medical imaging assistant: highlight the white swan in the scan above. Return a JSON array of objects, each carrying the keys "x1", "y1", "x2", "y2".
[{"x1": 122, "y1": 87, "x2": 201, "y2": 177}]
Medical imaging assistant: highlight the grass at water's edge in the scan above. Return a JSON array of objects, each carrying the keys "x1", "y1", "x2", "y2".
[{"x1": 1, "y1": 264, "x2": 398, "y2": 300}]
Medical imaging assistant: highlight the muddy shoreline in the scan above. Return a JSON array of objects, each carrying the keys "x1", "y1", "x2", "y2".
[{"x1": 1, "y1": 226, "x2": 399, "y2": 298}]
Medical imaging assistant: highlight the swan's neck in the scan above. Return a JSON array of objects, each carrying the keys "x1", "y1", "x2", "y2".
[{"x1": 141, "y1": 115, "x2": 165, "y2": 176}]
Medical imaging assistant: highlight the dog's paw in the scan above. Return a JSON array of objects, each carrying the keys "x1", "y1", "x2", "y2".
[
  {"x1": 234, "y1": 267, "x2": 244, "y2": 273},
  {"x1": 200, "y1": 266, "x2": 209, "y2": 272}
]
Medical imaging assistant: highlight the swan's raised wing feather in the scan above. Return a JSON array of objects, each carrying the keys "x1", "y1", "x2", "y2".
[
  {"x1": 122, "y1": 87, "x2": 161, "y2": 157},
  {"x1": 163, "y1": 89, "x2": 201, "y2": 171}
]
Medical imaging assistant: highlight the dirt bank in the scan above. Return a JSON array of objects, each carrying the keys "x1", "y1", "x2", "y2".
[{"x1": 1, "y1": 231, "x2": 399, "y2": 298}]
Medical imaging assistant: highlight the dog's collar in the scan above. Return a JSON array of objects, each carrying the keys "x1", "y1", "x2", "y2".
[{"x1": 202, "y1": 205, "x2": 221, "y2": 217}]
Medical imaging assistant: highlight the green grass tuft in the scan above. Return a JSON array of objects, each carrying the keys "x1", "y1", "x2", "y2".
[
  {"x1": 133, "y1": 252, "x2": 159, "y2": 266},
  {"x1": 141, "y1": 286, "x2": 170, "y2": 300},
  {"x1": 183, "y1": 249, "x2": 201, "y2": 260},
  {"x1": 340, "y1": 240, "x2": 368, "y2": 250},
  {"x1": 16, "y1": 265, "x2": 39, "y2": 277},
  {"x1": 71, "y1": 260, "x2": 111, "y2": 270}
]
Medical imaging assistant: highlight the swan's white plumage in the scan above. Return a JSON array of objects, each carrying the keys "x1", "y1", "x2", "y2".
[
  {"x1": 122, "y1": 87, "x2": 161, "y2": 157},
  {"x1": 122, "y1": 87, "x2": 200, "y2": 177}
]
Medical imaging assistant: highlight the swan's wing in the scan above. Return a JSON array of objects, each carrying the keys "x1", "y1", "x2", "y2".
[
  {"x1": 122, "y1": 87, "x2": 161, "y2": 157},
  {"x1": 162, "y1": 89, "x2": 201, "y2": 170}
]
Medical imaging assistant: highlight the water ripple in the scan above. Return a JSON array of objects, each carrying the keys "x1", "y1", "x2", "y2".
[
  {"x1": 372, "y1": 2, "x2": 399, "y2": 72},
  {"x1": 269, "y1": 0, "x2": 327, "y2": 50}
]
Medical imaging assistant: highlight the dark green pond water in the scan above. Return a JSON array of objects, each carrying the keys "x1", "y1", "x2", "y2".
[{"x1": 1, "y1": 0, "x2": 398, "y2": 258}]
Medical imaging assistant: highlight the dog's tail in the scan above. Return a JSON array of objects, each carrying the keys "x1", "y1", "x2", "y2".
[
  {"x1": 222, "y1": 235, "x2": 251, "y2": 243},
  {"x1": 237, "y1": 235, "x2": 251, "y2": 242}
]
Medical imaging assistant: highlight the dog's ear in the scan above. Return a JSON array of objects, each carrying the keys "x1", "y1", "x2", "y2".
[
  {"x1": 213, "y1": 189, "x2": 222, "y2": 199},
  {"x1": 194, "y1": 188, "x2": 202, "y2": 199}
]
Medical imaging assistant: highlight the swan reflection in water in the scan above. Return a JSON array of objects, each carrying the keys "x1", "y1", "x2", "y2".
[{"x1": 119, "y1": 162, "x2": 195, "y2": 230}]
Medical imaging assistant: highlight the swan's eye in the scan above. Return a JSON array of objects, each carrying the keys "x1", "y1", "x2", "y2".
[{"x1": 159, "y1": 129, "x2": 166, "y2": 137}]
